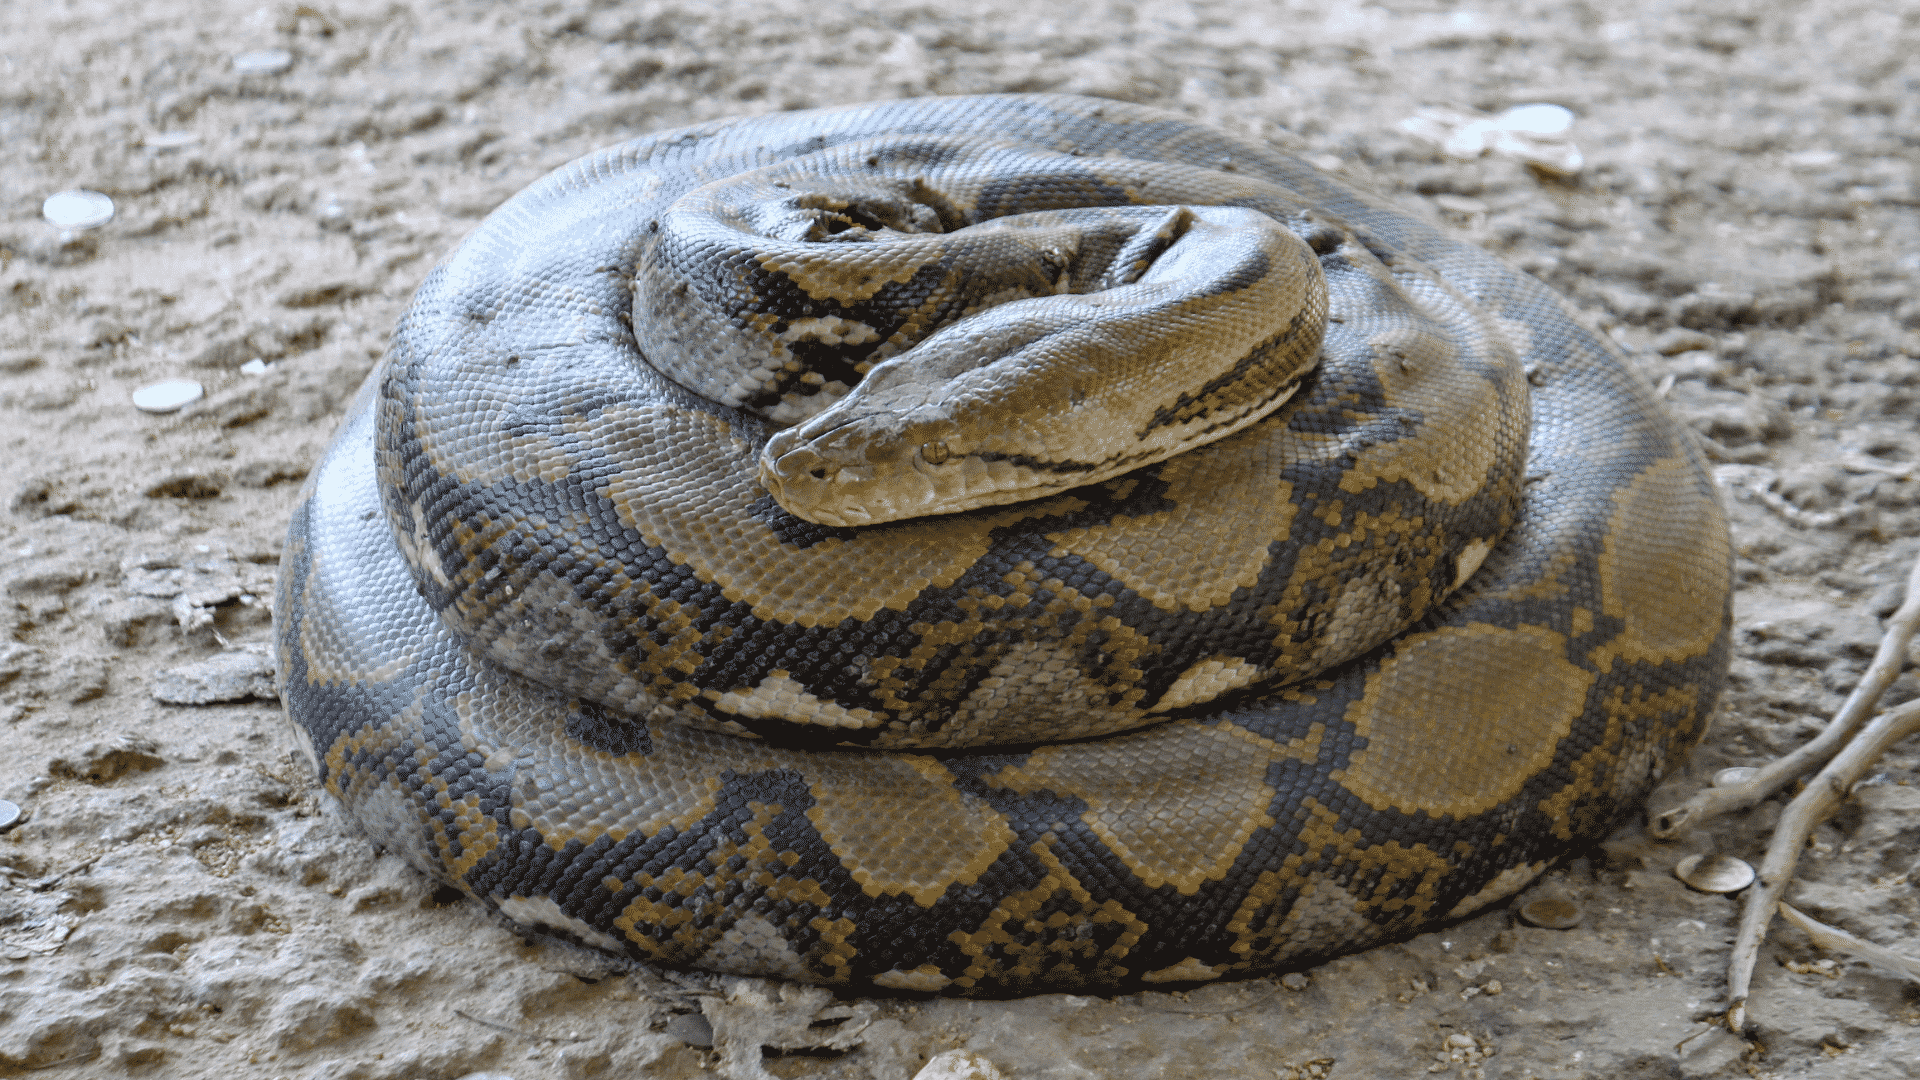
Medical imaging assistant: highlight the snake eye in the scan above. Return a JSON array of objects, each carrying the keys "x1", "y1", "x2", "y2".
[{"x1": 920, "y1": 441, "x2": 951, "y2": 465}]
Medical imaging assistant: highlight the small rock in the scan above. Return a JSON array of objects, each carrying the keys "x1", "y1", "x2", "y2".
[
  {"x1": 666, "y1": 1012, "x2": 714, "y2": 1048},
  {"x1": 131, "y1": 379, "x2": 204, "y2": 414},
  {"x1": 232, "y1": 49, "x2": 293, "y2": 76},
  {"x1": 1280, "y1": 972, "x2": 1310, "y2": 991},
  {"x1": 0, "y1": 800, "x2": 22, "y2": 832},
  {"x1": 41, "y1": 190, "x2": 115, "y2": 230},
  {"x1": 48, "y1": 736, "x2": 164, "y2": 783},
  {"x1": 914, "y1": 1049, "x2": 1007, "y2": 1080},
  {"x1": 152, "y1": 644, "x2": 276, "y2": 705},
  {"x1": 239, "y1": 358, "x2": 269, "y2": 376}
]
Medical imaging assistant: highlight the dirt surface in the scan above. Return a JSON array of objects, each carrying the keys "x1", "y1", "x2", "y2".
[{"x1": 3, "y1": 1, "x2": 1919, "y2": 1077}]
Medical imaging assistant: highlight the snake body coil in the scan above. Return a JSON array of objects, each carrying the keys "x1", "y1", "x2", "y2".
[{"x1": 276, "y1": 95, "x2": 1731, "y2": 995}]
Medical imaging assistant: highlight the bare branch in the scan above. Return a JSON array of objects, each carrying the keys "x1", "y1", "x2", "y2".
[
  {"x1": 1725, "y1": 696, "x2": 1920, "y2": 1032},
  {"x1": 1654, "y1": 556, "x2": 1920, "y2": 838}
]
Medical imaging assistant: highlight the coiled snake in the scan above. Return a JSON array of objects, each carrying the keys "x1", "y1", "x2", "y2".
[{"x1": 275, "y1": 95, "x2": 1731, "y2": 995}]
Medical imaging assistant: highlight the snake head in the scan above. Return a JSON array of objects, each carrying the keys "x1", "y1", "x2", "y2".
[{"x1": 759, "y1": 410, "x2": 972, "y2": 527}]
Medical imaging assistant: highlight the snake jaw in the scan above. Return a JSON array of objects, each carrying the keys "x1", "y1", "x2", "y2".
[{"x1": 759, "y1": 414, "x2": 962, "y2": 526}]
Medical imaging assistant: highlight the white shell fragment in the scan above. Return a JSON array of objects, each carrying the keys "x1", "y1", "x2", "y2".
[
  {"x1": 1674, "y1": 854, "x2": 1756, "y2": 894},
  {"x1": 131, "y1": 379, "x2": 205, "y2": 414},
  {"x1": 1398, "y1": 104, "x2": 1584, "y2": 176},
  {"x1": 1711, "y1": 766, "x2": 1760, "y2": 788},
  {"x1": 41, "y1": 189, "x2": 116, "y2": 230},
  {"x1": 1495, "y1": 103, "x2": 1576, "y2": 136},
  {"x1": 232, "y1": 49, "x2": 293, "y2": 76}
]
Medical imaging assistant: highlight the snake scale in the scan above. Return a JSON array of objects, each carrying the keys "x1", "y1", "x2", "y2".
[{"x1": 275, "y1": 95, "x2": 1732, "y2": 996}]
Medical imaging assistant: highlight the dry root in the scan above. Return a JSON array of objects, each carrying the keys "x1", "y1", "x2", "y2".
[{"x1": 1651, "y1": 556, "x2": 1920, "y2": 1033}]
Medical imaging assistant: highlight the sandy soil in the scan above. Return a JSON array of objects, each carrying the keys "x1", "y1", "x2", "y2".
[{"x1": 3, "y1": 0, "x2": 1919, "y2": 1077}]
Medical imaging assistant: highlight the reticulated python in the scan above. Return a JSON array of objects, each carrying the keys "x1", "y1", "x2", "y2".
[{"x1": 275, "y1": 95, "x2": 1731, "y2": 996}]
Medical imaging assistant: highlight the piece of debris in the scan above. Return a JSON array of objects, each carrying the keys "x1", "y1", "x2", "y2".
[
  {"x1": 1398, "y1": 103, "x2": 1583, "y2": 176},
  {"x1": 1517, "y1": 894, "x2": 1583, "y2": 929},
  {"x1": 41, "y1": 190, "x2": 115, "y2": 230},
  {"x1": 232, "y1": 49, "x2": 293, "y2": 76},
  {"x1": 131, "y1": 379, "x2": 205, "y2": 414},
  {"x1": 696, "y1": 977, "x2": 877, "y2": 1080},
  {"x1": 914, "y1": 1049, "x2": 1007, "y2": 1080}
]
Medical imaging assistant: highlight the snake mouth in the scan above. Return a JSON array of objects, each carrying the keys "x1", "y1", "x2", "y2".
[{"x1": 758, "y1": 437, "x2": 888, "y2": 527}]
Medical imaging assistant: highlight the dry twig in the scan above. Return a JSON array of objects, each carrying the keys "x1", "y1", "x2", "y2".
[
  {"x1": 1776, "y1": 901, "x2": 1920, "y2": 985},
  {"x1": 1653, "y1": 556, "x2": 1920, "y2": 838},
  {"x1": 1724, "y1": 696, "x2": 1920, "y2": 1031}
]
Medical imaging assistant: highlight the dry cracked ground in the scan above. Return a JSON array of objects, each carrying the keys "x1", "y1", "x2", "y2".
[{"x1": 2, "y1": 0, "x2": 1919, "y2": 1078}]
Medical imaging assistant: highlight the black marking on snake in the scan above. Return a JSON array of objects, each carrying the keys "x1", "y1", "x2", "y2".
[{"x1": 565, "y1": 700, "x2": 653, "y2": 757}]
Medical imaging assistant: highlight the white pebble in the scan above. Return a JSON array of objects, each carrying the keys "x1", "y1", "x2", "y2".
[
  {"x1": 131, "y1": 379, "x2": 205, "y2": 414},
  {"x1": 41, "y1": 190, "x2": 116, "y2": 230},
  {"x1": 240, "y1": 358, "x2": 269, "y2": 376},
  {"x1": 232, "y1": 49, "x2": 293, "y2": 76},
  {"x1": 1495, "y1": 103, "x2": 1576, "y2": 136}
]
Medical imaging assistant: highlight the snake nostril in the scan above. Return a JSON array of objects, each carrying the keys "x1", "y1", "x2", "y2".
[{"x1": 809, "y1": 467, "x2": 827, "y2": 479}]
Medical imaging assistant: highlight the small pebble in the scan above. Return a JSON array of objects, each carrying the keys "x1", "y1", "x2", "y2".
[
  {"x1": 1495, "y1": 103, "x2": 1576, "y2": 136},
  {"x1": 665, "y1": 1012, "x2": 713, "y2": 1048},
  {"x1": 232, "y1": 49, "x2": 293, "y2": 76},
  {"x1": 1280, "y1": 972, "x2": 1310, "y2": 991},
  {"x1": 1517, "y1": 895, "x2": 1583, "y2": 929},
  {"x1": 1711, "y1": 766, "x2": 1759, "y2": 788},
  {"x1": 131, "y1": 379, "x2": 205, "y2": 414},
  {"x1": 240, "y1": 358, "x2": 269, "y2": 376},
  {"x1": 41, "y1": 190, "x2": 116, "y2": 230},
  {"x1": 0, "y1": 799, "x2": 22, "y2": 832},
  {"x1": 1674, "y1": 854, "x2": 1756, "y2": 893}
]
